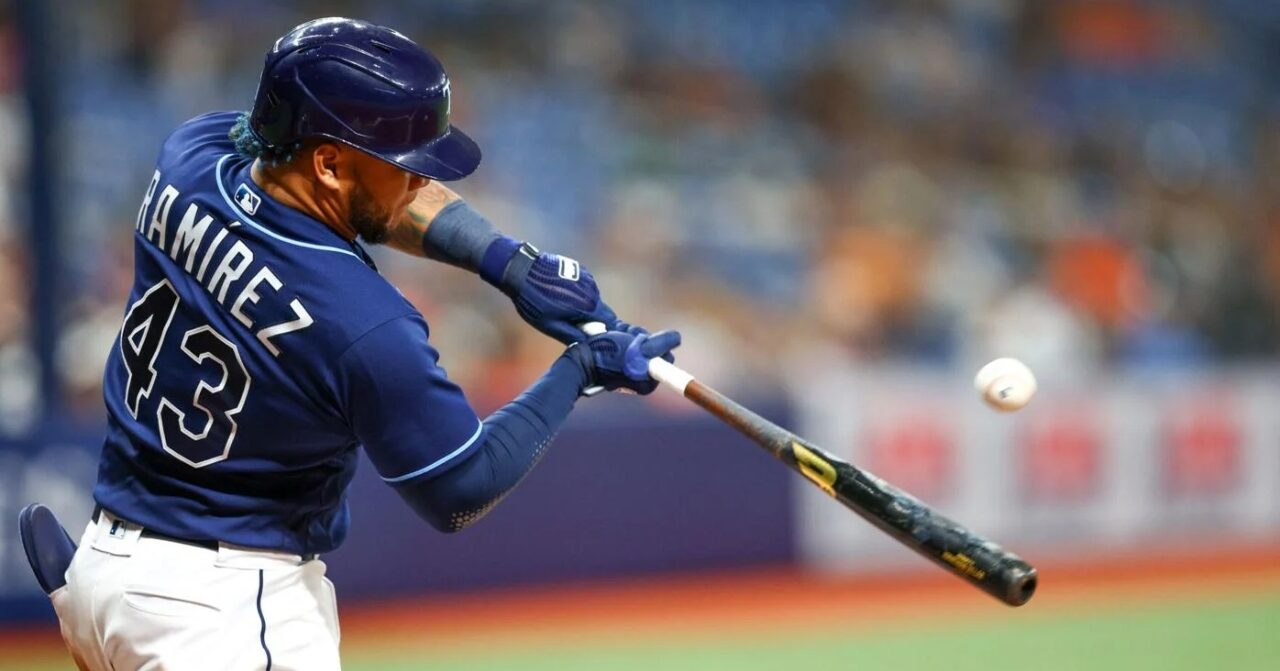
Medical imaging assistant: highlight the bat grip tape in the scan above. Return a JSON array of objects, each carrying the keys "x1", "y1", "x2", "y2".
[
  {"x1": 647, "y1": 358, "x2": 693, "y2": 394},
  {"x1": 580, "y1": 322, "x2": 694, "y2": 395}
]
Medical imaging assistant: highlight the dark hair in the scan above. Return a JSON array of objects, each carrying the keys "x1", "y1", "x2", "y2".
[{"x1": 228, "y1": 112, "x2": 303, "y2": 166}]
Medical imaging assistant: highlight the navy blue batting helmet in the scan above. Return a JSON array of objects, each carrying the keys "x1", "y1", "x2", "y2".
[{"x1": 248, "y1": 17, "x2": 480, "y2": 181}]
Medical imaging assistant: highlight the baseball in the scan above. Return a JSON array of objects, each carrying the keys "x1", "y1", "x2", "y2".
[{"x1": 974, "y1": 358, "x2": 1037, "y2": 412}]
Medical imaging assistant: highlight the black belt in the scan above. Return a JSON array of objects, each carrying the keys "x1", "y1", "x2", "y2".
[
  {"x1": 93, "y1": 505, "x2": 221, "y2": 552},
  {"x1": 92, "y1": 505, "x2": 318, "y2": 561}
]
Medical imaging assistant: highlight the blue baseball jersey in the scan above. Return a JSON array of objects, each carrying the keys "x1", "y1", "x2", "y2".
[{"x1": 93, "y1": 112, "x2": 483, "y2": 555}]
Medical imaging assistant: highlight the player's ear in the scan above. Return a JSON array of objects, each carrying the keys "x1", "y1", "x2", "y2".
[{"x1": 311, "y1": 143, "x2": 343, "y2": 192}]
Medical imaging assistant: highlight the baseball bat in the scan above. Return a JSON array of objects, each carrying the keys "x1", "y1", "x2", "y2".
[{"x1": 584, "y1": 324, "x2": 1038, "y2": 606}]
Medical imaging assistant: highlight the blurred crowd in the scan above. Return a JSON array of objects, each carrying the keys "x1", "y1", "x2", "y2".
[
  {"x1": 0, "y1": 3, "x2": 35, "y2": 433},
  {"x1": 3, "y1": 0, "x2": 1280, "y2": 429}
]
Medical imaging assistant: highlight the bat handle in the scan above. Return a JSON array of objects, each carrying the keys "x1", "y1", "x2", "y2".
[
  {"x1": 578, "y1": 322, "x2": 607, "y2": 396},
  {"x1": 579, "y1": 322, "x2": 695, "y2": 395},
  {"x1": 647, "y1": 358, "x2": 694, "y2": 394}
]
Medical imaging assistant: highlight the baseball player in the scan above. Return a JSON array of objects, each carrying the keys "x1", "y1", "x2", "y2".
[{"x1": 37, "y1": 17, "x2": 680, "y2": 670}]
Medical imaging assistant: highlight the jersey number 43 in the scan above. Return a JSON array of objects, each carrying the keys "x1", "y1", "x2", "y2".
[{"x1": 121, "y1": 279, "x2": 251, "y2": 468}]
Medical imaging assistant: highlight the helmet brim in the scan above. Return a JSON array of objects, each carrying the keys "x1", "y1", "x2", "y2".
[{"x1": 381, "y1": 124, "x2": 481, "y2": 182}]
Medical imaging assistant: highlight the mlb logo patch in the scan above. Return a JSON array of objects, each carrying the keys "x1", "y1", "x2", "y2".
[{"x1": 235, "y1": 183, "x2": 261, "y2": 215}]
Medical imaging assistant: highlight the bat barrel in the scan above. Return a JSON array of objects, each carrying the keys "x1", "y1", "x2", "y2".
[{"x1": 658, "y1": 368, "x2": 1040, "y2": 608}]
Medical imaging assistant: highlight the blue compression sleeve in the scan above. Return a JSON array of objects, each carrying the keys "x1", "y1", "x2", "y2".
[
  {"x1": 390, "y1": 352, "x2": 589, "y2": 533},
  {"x1": 420, "y1": 200, "x2": 505, "y2": 273}
]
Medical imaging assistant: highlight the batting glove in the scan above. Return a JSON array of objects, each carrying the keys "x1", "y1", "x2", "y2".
[
  {"x1": 480, "y1": 239, "x2": 624, "y2": 344},
  {"x1": 565, "y1": 329, "x2": 681, "y2": 396}
]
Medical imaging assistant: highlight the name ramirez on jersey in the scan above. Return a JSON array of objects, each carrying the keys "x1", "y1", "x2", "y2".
[{"x1": 133, "y1": 169, "x2": 313, "y2": 357}]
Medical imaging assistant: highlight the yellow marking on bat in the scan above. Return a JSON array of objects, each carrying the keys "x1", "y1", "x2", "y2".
[
  {"x1": 791, "y1": 442, "x2": 837, "y2": 497},
  {"x1": 941, "y1": 551, "x2": 987, "y2": 580}
]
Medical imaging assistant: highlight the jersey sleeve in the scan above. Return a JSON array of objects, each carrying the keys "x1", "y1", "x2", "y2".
[{"x1": 334, "y1": 314, "x2": 483, "y2": 482}]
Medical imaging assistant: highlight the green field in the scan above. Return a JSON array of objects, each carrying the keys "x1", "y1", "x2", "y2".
[
  {"x1": 343, "y1": 591, "x2": 1279, "y2": 671},
  {"x1": 10, "y1": 586, "x2": 1276, "y2": 671}
]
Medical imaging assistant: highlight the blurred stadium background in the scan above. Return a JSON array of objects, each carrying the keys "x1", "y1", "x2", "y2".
[{"x1": 3, "y1": 0, "x2": 1280, "y2": 668}]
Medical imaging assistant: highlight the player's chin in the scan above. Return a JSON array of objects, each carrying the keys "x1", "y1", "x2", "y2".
[{"x1": 349, "y1": 212, "x2": 393, "y2": 246}]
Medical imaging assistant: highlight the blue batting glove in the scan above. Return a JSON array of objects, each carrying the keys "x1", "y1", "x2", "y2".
[
  {"x1": 480, "y1": 239, "x2": 623, "y2": 344},
  {"x1": 565, "y1": 329, "x2": 681, "y2": 395}
]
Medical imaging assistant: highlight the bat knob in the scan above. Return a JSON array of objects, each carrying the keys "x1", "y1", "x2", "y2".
[{"x1": 1003, "y1": 565, "x2": 1038, "y2": 607}]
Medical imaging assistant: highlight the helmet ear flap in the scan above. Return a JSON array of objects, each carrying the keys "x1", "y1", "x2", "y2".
[{"x1": 251, "y1": 90, "x2": 292, "y2": 147}]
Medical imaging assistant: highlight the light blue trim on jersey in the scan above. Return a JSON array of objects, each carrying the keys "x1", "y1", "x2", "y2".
[
  {"x1": 214, "y1": 154, "x2": 360, "y2": 259},
  {"x1": 382, "y1": 420, "x2": 484, "y2": 483}
]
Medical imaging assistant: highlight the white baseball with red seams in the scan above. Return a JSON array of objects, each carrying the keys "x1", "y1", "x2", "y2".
[{"x1": 974, "y1": 358, "x2": 1037, "y2": 412}]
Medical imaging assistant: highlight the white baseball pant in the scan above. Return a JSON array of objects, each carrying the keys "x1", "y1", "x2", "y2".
[{"x1": 51, "y1": 510, "x2": 341, "y2": 670}]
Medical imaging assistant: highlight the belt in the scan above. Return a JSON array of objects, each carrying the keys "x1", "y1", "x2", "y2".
[
  {"x1": 91, "y1": 505, "x2": 319, "y2": 561},
  {"x1": 93, "y1": 505, "x2": 222, "y2": 552}
]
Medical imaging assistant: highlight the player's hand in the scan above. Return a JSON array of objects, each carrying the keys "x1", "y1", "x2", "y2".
[
  {"x1": 500, "y1": 245, "x2": 624, "y2": 344},
  {"x1": 565, "y1": 328, "x2": 681, "y2": 395}
]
